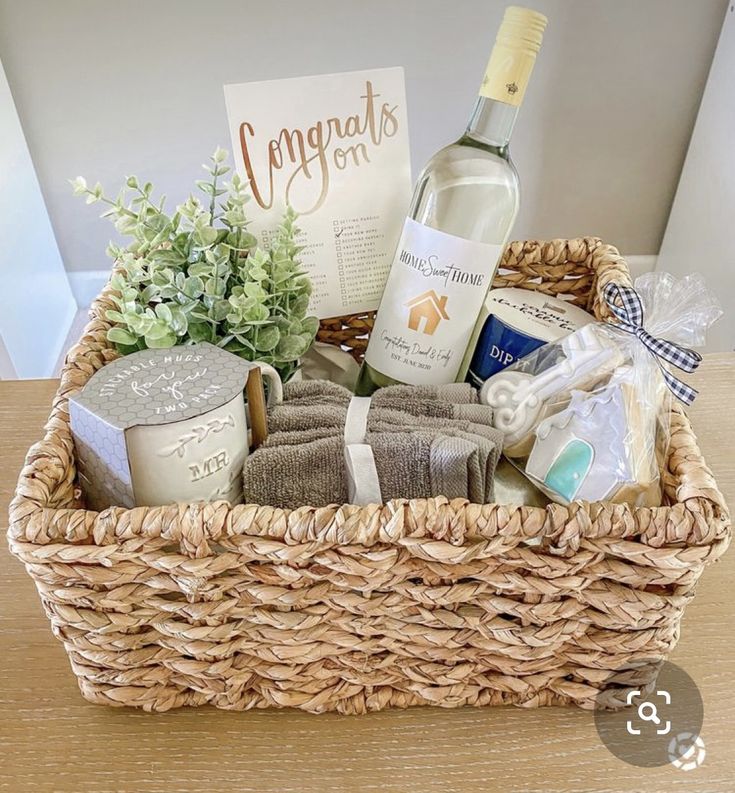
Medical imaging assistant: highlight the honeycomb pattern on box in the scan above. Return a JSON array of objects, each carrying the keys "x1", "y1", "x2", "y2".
[
  {"x1": 71, "y1": 342, "x2": 253, "y2": 428},
  {"x1": 69, "y1": 402, "x2": 134, "y2": 510}
]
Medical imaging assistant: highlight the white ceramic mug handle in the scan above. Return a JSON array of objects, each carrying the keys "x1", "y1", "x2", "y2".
[{"x1": 251, "y1": 361, "x2": 283, "y2": 406}]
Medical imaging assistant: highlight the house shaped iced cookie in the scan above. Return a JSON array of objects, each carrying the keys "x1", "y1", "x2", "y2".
[{"x1": 525, "y1": 374, "x2": 659, "y2": 506}]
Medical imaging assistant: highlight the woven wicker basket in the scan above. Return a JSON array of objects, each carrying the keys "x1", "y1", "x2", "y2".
[{"x1": 8, "y1": 237, "x2": 730, "y2": 713}]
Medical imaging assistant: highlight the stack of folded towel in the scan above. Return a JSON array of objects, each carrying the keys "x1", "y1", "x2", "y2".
[{"x1": 242, "y1": 380, "x2": 502, "y2": 508}]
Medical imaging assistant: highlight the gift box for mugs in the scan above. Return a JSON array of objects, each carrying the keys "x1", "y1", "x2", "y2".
[
  {"x1": 7, "y1": 237, "x2": 730, "y2": 713},
  {"x1": 67, "y1": 343, "x2": 281, "y2": 510}
]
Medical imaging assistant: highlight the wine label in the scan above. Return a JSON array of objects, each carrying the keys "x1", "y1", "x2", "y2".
[{"x1": 366, "y1": 218, "x2": 502, "y2": 385}]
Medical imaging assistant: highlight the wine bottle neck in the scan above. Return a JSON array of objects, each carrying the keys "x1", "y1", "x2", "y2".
[{"x1": 464, "y1": 96, "x2": 519, "y2": 150}]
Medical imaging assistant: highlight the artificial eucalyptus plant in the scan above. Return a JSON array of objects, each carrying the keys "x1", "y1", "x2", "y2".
[{"x1": 72, "y1": 148, "x2": 317, "y2": 381}]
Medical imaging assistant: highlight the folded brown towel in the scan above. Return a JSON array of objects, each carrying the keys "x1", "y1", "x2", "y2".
[{"x1": 242, "y1": 381, "x2": 502, "y2": 508}]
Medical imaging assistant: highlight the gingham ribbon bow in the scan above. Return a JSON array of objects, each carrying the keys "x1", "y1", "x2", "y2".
[{"x1": 603, "y1": 282, "x2": 702, "y2": 405}]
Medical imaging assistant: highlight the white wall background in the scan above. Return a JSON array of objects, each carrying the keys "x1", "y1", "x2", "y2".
[
  {"x1": 0, "y1": 57, "x2": 76, "y2": 378},
  {"x1": 0, "y1": 0, "x2": 727, "y2": 278},
  {"x1": 658, "y1": 4, "x2": 734, "y2": 352}
]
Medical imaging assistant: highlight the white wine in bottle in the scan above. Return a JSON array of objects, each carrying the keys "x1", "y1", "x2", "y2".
[{"x1": 355, "y1": 6, "x2": 547, "y2": 395}]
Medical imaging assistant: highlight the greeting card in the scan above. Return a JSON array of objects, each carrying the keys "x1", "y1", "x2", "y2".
[{"x1": 224, "y1": 67, "x2": 412, "y2": 319}]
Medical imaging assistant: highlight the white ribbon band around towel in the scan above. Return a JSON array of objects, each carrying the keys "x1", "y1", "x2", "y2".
[{"x1": 344, "y1": 396, "x2": 382, "y2": 505}]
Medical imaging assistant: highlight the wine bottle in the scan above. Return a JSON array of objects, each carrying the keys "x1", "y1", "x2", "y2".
[{"x1": 355, "y1": 5, "x2": 547, "y2": 395}]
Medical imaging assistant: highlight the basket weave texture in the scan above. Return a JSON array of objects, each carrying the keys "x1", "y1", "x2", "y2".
[{"x1": 8, "y1": 237, "x2": 730, "y2": 713}]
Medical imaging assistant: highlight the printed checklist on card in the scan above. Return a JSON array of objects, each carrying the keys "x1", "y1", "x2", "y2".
[{"x1": 224, "y1": 67, "x2": 412, "y2": 319}]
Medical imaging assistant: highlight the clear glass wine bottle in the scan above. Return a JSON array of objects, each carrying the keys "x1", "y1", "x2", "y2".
[{"x1": 355, "y1": 5, "x2": 546, "y2": 396}]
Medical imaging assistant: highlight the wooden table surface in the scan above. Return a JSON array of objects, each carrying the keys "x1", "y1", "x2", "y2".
[{"x1": 1, "y1": 355, "x2": 733, "y2": 793}]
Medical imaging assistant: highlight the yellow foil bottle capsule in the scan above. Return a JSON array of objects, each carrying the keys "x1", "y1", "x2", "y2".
[{"x1": 480, "y1": 6, "x2": 547, "y2": 107}]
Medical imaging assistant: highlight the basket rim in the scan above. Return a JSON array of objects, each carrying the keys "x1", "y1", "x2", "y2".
[{"x1": 7, "y1": 237, "x2": 731, "y2": 559}]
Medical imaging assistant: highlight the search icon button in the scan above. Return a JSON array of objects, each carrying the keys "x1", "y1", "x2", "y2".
[{"x1": 638, "y1": 701, "x2": 661, "y2": 725}]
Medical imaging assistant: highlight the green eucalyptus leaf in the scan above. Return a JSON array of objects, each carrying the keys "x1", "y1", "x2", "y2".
[
  {"x1": 249, "y1": 248, "x2": 269, "y2": 268},
  {"x1": 249, "y1": 266, "x2": 268, "y2": 282},
  {"x1": 205, "y1": 276, "x2": 227, "y2": 297},
  {"x1": 140, "y1": 284, "x2": 159, "y2": 303},
  {"x1": 196, "y1": 179, "x2": 215, "y2": 196},
  {"x1": 187, "y1": 262, "x2": 211, "y2": 277},
  {"x1": 212, "y1": 299, "x2": 231, "y2": 321},
  {"x1": 151, "y1": 248, "x2": 184, "y2": 265},
  {"x1": 107, "y1": 327, "x2": 138, "y2": 346},
  {"x1": 145, "y1": 320, "x2": 173, "y2": 341},
  {"x1": 155, "y1": 303, "x2": 173, "y2": 323},
  {"x1": 243, "y1": 303, "x2": 269, "y2": 323},
  {"x1": 241, "y1": 282, "x2": 267, "y2": 301},
  {"x1": 275, "y1": 333, "x2": 309, "y2": 362},
  {"x1": 188, "y1": 321, "x2": 211, "y2": 342},
  {"x1": 195, "y1": 226, "x2": 218, "y2": 247},
  {"x1": 145, "y1": 330, "x2": 177, "y2": 348},
  {"x1": 150, "y1": 269, "x2": 170, "y2": 287},
  {"x1": 105, "y1": 309, "x2": 126, "y2": 324},
  {"x1": 114, "y1": 340, "x2": 143, "y2": 355},
  {"x1": 291, "y1": 294, "x2": 310, "y2": 315},
  {"x1": 110, "y1": 272, "x2": 126, "y2": 290},
  {"x1": 223, "y1": 341, "x2": 243, "y2": 355},
  {"x1": 300, "y1": 316, "x2": 319, "y2": 338},
  {"x1": 158, "y1": 286, "x2": 180, "y2": 300},
  {"x1": 234, "y1": 334, "x2": 257, "y2": 352},
  {"x1": 127, "y1": 313, "x2": 154, "y2": 335},
  {"x1": 254, "y1": 325, "x2": 280, "y2": 351},
  {"x1": 179, "y1": 300, "x2": 199, "y2": 314},
  {"x1": 169, "y1": 305, "x2": 188, "y2": 335},
  {"x1": 183, "y1": 275, "x2": 204, "y2": 297}
]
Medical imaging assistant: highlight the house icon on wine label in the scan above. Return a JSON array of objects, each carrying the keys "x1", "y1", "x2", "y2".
[{"x1": 405, "y1": 290, "x2": 450, "y2": 335}]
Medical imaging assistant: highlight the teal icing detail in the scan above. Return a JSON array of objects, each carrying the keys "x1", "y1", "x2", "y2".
[{"x1": 544, "y1": 438, "x2": 594, "y2": 501}]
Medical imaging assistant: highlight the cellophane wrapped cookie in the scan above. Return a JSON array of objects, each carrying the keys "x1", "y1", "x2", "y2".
[{"x1": 480, "y1": 272, "x2": 721, "y2": 507}]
